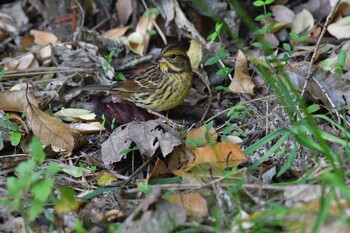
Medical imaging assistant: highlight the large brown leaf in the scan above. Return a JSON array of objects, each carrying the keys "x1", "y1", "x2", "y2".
[{"x1": 0, "y1": 90, "x2": 84, "y2": 152}]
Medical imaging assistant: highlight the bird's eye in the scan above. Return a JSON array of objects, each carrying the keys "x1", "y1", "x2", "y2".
[{"x1": 170, "y1": 54, "x2": 176, "y2": 59}]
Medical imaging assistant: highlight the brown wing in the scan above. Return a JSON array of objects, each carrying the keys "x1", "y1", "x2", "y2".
[{"x1": 111, "y1": 64, "x2": 163, "y2": 93}]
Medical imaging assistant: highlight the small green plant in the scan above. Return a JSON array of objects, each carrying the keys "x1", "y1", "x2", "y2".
[
  {"x1": 120, "y1": 145, "x2": 139, "y2": 172},
  {"x1": 221, "y1": 105, "x2": 250, "y2": 140},
  {"x1": 334, "y1": 50, "x2": 346, "y2": 74},
  {"x1": 3, "y1": 137, "x2": 60, "y2": 231},
  {"x1": 0, "y1": 113, "x2": 23, "y2": 146},
  {"x1": 144, "y1": 8, "x2": 159, "y2": 36},
  {"x1": 0, "y1": 67, "x2": 6, "y2": 81},
  {"x1": 103, "y1": 50, "x2": 115, "y2": 76},
  {"x1": 205, "y1": 22, "x2": 233, "y2": 89},
  {"x1": 138, "y1": 181, "x2": 153, "y2": 195},
  {"x1": 282, "y1": 32, "x2": 309, "y2": 61}
]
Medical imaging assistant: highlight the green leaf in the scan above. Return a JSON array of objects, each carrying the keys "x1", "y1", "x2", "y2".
[
  {"x1": 206, "y1": 121, "x2": 214, "y2": 131},
  {"x1": 55, "y1": 187, "x2": 79, "y2": 213},
  {"x1": 253, "y1": 28, "x2": 266, "y2": 35},
  {"x1": 283, "y1": 43, "x2": 291, "y2": 52},
  {"x1": 306, "y1": 104, "x2": 320, "y2": 113},
  {"x1": 204, "y1": 56, "x2": 219, "y2": 66},
  {"x1": 29, "y1": 137, "x2": 45, "y2": 164},
  {"x1": 15, "y1": 160, "x2": 36, "y2": 177},
  {"x1": 265, "y1": 0, "x2": 275, "y2": 5},
  {"x1": 207, "y1": 32, "x2": 218, "y2": 42},
  {"x1": 10, "y1": 132, "x2": 21, "y2": 146},
  {"x1": 0, "y1": 67, "x2": 7, "y2": 81},
  {"x1": 253, "y1": 0, "x2": 265, "y2": 7},
  {"x1": 252, "y1": 42, "x2": 263, "y2": 48},
  {"x1": 298, "y1": 35, "x2": 309, "y2": 41},
  {"x1": 289, "y1": 32, "x2": 299, "y2": 41},
  {"x1": 255, "y1": 13, "x2": 272, "y2": 21},
  {"x1": 144, "y1": 8, "x2": 159, "y2": 17},
  {"x1": 30, "y1": 178, "x2": 54, "y2": 202},
  {"x1": 215, "y1": 23, "x2": 223, "y2": 33},
  {"x1": 45, "y1": 162, "x2": 60, "y2": 174},
  {"x1": 117, "y1": 73, "x2": 126, "y2": 81},
  {"x1": 146, "y1": 29, "x2": 157, "y2": 35},
  {"x1": 29, "y1": 199, "x2": 44, "y2": 220},
  {"x1": 139, "y1": 182, "x2": 152, "y2": 195},
  {"x1": 337, "y1": 50, "x2": 347, "y2": 66}
]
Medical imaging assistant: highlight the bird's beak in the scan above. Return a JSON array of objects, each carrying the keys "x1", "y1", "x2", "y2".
[{"x1": 158, "y1": 58, "x2": 166, "y2": 63}]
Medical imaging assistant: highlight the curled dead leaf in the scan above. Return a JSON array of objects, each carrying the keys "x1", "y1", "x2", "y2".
[{"x1": 229, "y1": 50, "x2": 256, "y2": 95}]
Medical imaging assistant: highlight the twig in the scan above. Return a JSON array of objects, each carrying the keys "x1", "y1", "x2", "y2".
[
  {"x1": 122, "y1": 155, "x2": 155, "y2": 185},
  {"x1": 300, "y1": 1, "x2": 341, "y2": 122},
  {"x1": 141, "y1": 0, "x2": 167, "y2": 45},
  {"x1": 193, "y1": 69, "x2": 212, "y2": 125}
]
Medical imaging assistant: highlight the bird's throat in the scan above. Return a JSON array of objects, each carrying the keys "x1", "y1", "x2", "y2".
[{"x1": 159, "y1": 62, "x2": 168, "y2": 72}]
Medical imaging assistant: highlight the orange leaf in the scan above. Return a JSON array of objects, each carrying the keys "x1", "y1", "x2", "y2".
[{"x1": 166, "y1": 192, "x2": 208, "y2": 217}]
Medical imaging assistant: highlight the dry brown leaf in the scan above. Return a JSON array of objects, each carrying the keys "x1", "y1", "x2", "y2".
[
  {"x1": 173, "y1": 0, "x2": 205, "y2": 44},
  {"x1": 103, "y1": 26, "x2": 129, "y2": 39},
  {"x1": 116, "y1": 0, "x2": 133, "y2": 26},
  {"x1": 0, "y1": 91, "x2": 84, "y2": 153},
  {"x1": 186, "y1": 125, "x2": 218, "y2": 149},
  {"x1": 188, "y1": 142, "x2": 247, "y2": 169},
  {"x1": 149, "y1": 159, "x2": 170, "y2": 180},
  {"x1": 166, "y1": 193, "x2": 208, "y2": 217},
  {"x1": 229, "y1": 50, "x2": 256, "y2": 95},
  {"x1": 128, "y1": 11, "x2": 158, "y2": 55},
  {"x1": 70, "y1": 122, "x2": 105, "y2": 134},
  {"x1": 270, "y1": 5, "x2": 295, "y2": 23},
  {"x1": 328, "y1": 16, "x2": 350, "y2": 39},
  {"x1": 101, "y1": 120, "x2": 182, "y2": 165},
  {"x1": 291, "y1": 9, "x2": 314, "y2": 34},
  {"x1": 285, "y1": 61, "x2": 350, "y2": 111},
  {"x1": 124, "y1": 187, "x2": 187, "y2": 233},
  {"x1": 30, "y1": 29, "x2": 58, "y2": 46},
  {"x1": 186, "y1": 39, "x2": 203, "y2": 69}
]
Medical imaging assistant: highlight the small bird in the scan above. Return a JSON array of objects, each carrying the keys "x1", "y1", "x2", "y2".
[{"x1": 82, "y1": 44, "x2": 193, "y2": 111}]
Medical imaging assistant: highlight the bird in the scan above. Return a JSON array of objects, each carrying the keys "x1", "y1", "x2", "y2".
[{"x1": 82, "y1": 44, "x2": 193, "y2": 112}]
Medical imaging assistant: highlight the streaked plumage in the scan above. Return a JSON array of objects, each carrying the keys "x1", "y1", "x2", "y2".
[{"x1": 83, "y1": 44, "x2": 193, "y2": 111}]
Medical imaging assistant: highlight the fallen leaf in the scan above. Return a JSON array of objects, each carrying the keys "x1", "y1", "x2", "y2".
[
  {"x1": 148, "y1": 159, "x2": 170, "y2": 180},
  {"x1": 186, "y1": 125, "x2": 218, "y2": 149},
  {"x1": 271, "y1": 5, "x2": 295, "y2": 23},
  {"x1": 188, "y1": 141, "x2": 247, "y2": 169},
  {"x1": 187, "y1": 39, "x2": 203, "y2": 69},
  {"x1": 166, "y1": 192, "x2": 208, "y2": 217},
  {"x1": 54, "y1": 108, "x2": 96, "y2": 122},
  {"x1": 30, "y1": 29, "x2": 58, "y2": 46},
  {"x1": 101, "y1": 120, "x2": 182, "y2": 165},
  {"x1": 328, "y1": 16, "x2": 350, "y2": 39},
  {"x1": 103, "y1": 26, "x2": 129, "y2": 39},
  {"x1": 291, "y1": 9, "x2": 314, "y2": 34},
  {"x1": 116, "y1": 0, "x2": 133, "y2": 26},
  {"x1": 97, "y1": 172, "x2": 118, "y2": 186},
  {"x1": 70, "y1": 122, "x2": 105, "y2": 134},
  {"x1": 174, "y1": 0, "x2": 205, "y2": 44},
  {"x1": 229, "y1": 50, "x2": 256, "y2": 95},
  {"x1": 0, "y1": 91, "x2": 84, "y2": 153}
]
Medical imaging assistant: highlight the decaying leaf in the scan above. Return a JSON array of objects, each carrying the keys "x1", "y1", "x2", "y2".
[
  {"x1": 166, "y1": 192, "x2": 208, "y2": 217},
  {"x1": 173, "y1": 0, "x2": 205, "y2": 44},
  {"x1": 103, "y1": 26, "x2": 129, "y2": 39},
  {"x1": 186, "y1": 39, "x2": 203, "y2": 69},
  {"x1": 186, "y1": 124, "x2": 218, "y2": 149},
  {"x1": 291, "y1": 9, "x2": 314, "y2": 34},
  {"x1": 101, "y1": 120, "x2": 182, "y2": 165},
  {"x1": 0, "y1": 91, "x2": 84, "y2": 153},
  {"x1": 229, "y1": 50, "x2": 256, "y2": 95},
  {"x1": 270, "y1": 5, "x2": 295, "y2": 23},
  {"x1": 285, "y1": 61, "x2": 350, "y2": 111},
  {"x1": 328, "y1": 16, "x2": 350, "y2": 39},
  {"x1": 54, "y1": 108, "x2": 96, "y2": 122},
  {"x1": 123, "y1": 187, "x2": 187, "y2": 233},
  {"x1": 30, "y1": 29, "x2": 58, "y2": 46},
  {"x1": 3, "y1": 53, "x2": 39, "y2": 71},
  {"x1": 188, "y1": 141, "x2": 247, "y2": 169},
  {"x1": 116, "y1": 0, "x2": 133, "y2": 26}
]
